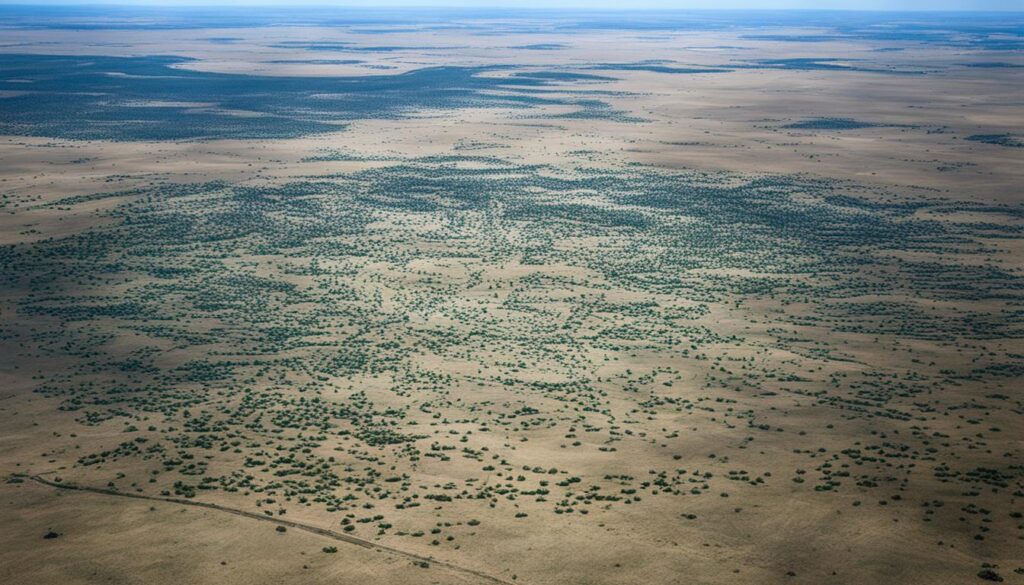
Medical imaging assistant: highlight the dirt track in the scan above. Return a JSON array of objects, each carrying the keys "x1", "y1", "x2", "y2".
[{"x1": 14, "y1": 474, "x2": 517, "y2": 585}]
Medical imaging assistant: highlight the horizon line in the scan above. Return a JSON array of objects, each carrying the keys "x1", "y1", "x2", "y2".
[{"x1": 2, "y1": 3, "x2": 1023, "y2": 12}]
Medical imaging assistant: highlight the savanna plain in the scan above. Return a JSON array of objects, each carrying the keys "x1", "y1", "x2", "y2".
[{"x1": 0, "y1": 7, "x2": 1023, "y2": 585}]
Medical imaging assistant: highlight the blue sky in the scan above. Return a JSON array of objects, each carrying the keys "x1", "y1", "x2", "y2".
[{"x1": 9, "y1": 0, "x2": 1023, "y2": 10}]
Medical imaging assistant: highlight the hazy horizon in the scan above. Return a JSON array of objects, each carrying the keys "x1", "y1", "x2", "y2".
[{"x1": 2, "y1": 1, "x2": 1022, "y2": 13}]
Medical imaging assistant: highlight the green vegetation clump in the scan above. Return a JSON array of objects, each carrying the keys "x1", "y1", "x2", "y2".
[{"x1": 965, "y1": 134, "x2": 1024, "y2": 148}]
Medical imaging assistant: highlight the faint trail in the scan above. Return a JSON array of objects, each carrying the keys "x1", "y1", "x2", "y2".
[{"x1": 15, "y1": 473, "x2": 517, "y2": 585}]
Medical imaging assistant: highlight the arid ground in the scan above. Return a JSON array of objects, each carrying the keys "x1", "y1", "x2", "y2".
[{"x1": 1, "y1": 7, "x2": 1023, "y2": 585}]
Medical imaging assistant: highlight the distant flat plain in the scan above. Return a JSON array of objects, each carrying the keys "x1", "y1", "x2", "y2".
[{"x1": 0, "y1": 8, "x2": 1022, "y2": 585}]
